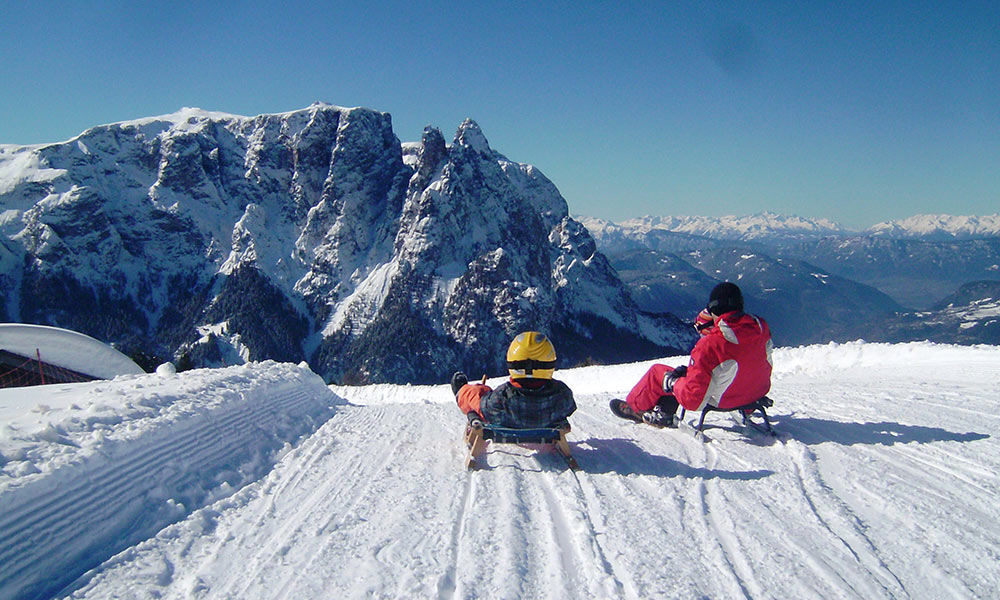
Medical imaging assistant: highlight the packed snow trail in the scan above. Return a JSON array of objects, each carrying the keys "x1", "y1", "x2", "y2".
[
  {"x1": 63, "y1": 343, "x2": 1000, "y2": 599},
  {"x1": 1, "y1": 343, "x2": 997, "y2": 598}
]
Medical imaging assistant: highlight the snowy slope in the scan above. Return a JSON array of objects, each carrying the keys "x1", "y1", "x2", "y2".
[
  {"x1": 2, "y1": 343, "x2": 999, "y2": 599},
  {"x1": 0, "y1": 363, "x2": 341, "y2": 600}
]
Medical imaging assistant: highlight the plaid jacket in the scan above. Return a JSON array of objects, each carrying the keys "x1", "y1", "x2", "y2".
[{"x1": 479, "y1": 379, "x2": 576, "y2": 429}]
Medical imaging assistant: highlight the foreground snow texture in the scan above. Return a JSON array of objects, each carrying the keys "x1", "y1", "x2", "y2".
[{"x1": 2, "y1": 344, "x2": 998, "y2": 599}]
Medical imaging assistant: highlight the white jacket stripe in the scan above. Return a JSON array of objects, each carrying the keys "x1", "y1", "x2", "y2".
[
  {"x1": 718, "y1": 319, "x2": 739, "y2": 344},
  {"x1": 695, "y1": 359, "x2": 739, "y2": 411}
]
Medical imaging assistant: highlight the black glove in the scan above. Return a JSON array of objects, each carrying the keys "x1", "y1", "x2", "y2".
[{"x1": 665, "y1": 365, "x2": 687, "y2": 392}]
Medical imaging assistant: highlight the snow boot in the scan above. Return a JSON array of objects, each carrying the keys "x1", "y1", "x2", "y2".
[
  {"x1": 642, "y1": 405, "x2": 676, "y2": 428},
  {"x1": 610, "y1": 399, "x2": 643, "y2": 423},
  {"x1": 648, "y1": 396, "x2": 679, "y2": 428},
  {"x1": 451, "y1": 371, "x2": 469, "y2": 397}
]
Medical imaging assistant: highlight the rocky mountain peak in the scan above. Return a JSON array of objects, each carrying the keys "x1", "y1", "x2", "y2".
[
  {"x1": 453, "y1": 119, "x2": 492, "y2": 155},
  {"x1": 1, "y1": 105, "x2": 692, "y2": 382},
  {"x1": 411, "y1": 126, "x2": 447, "y2": 187}
]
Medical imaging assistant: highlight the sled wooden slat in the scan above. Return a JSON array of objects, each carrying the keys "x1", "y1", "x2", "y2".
[{"x1": 464, "y1": 417, "x2": 578, "y2": 470}]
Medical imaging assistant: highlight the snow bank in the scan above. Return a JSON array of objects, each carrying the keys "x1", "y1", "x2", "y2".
[
  {"x1": 0, "y1": 361, "x2": 342, "y2": 600},
  {"x1": 328, "y1": 356, "x2": 690, "y2": 406},
  {"x1": 331, "y1": 340, "x2": 1000, "y2": 405},
  {"x1": 771, "y1": 340, "x2": 1000, "y2": 376}
]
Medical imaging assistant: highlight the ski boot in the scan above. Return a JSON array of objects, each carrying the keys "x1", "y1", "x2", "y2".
[
  {"x1": 642, "y1": 405, "x2": 677, "y2": 428},
  {"x1": 451, "y1": 371, "x2": 469, "y2": 397},
  {"x1": 610, "y1": 399, "x2": 643, "y2": 423}
]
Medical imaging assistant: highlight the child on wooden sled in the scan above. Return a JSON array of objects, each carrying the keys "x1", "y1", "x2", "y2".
[{"x1": 452, "y1": 331, "x2": 576, "y2": 429}]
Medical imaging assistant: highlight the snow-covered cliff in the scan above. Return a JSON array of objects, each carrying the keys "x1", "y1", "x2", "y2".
[{"x1": 0, "y1": 104, "x2": 693, "y2": 382}]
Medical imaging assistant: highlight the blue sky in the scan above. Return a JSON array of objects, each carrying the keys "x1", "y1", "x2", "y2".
[{"x1": 1, "y1": 1, "x2": 996, "y2": 228}]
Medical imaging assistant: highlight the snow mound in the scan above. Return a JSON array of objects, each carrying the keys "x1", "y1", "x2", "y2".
[
  {"x1": 771, "y1": 340, "x2": 1000, "y2": 375},
  {"x1": 0, "y1": 361, "x2": 342, "y2": 600}
]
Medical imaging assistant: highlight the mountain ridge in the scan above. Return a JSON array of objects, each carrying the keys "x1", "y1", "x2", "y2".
[
  {"x1": 0, "y1": 104, "x2": 694, "y2": 382},
  {"x1": 578, "y1": 212, "x2": 1000, "y2": 245}
]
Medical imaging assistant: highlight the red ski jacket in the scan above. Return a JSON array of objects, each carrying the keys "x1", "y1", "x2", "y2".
[{"x1": 673, "y1": 311, "x2": 773, "y2": 411}]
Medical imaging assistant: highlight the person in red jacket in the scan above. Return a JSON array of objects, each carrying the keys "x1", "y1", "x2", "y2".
[{"x1": 612, "y1": 282, "x2": 773, "y2": 427}]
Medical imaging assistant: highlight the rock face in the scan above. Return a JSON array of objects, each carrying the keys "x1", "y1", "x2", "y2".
[{"x1": 0, "y1": 104, "x2": 694, "y2": 382}]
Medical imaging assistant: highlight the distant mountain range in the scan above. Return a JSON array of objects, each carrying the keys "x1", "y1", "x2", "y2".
[
  {"x1": 581, "y1": 213, "x2": 1000, "y2": 245},
  {"x1": 0, "y1": 104, "x2": 693, "y2": 382},
  {"x1": 866, "y1": 214, "x2": 1000, "y2": 240},
  {"x1": 580, "y1": 214, "x2": 1000, "y2": 346}
]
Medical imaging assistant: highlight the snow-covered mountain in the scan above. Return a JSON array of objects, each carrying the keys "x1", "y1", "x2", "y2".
[
  {"x1": 578, "y1": 212, "x2": 848, "y2": 249},
  {"x1": 0, "y1": 104, "x2": 693, "y2": 383},
  {"x1": 874, "y1": 280, "x2": 1000, "y2": 345},
  {"x1": 788, "y1": 236, "x2": 1000, "y2": 309},
  {"x1": 2, "y1": 342, "x2": 999, "y2": 598},
  {"x1": 608, "y1": 246, "x2": 902, "y2": 346},
  {"x1": 579, "y1": 212, "x2": 1000, "y2": 248},
  {"x1": 867, "y1": 214, "x2": 1000, "y2": 240}
]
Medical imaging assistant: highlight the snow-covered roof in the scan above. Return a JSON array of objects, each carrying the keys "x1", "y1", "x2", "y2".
[{"x1": 0, "y1": 324, "x2": 144, "y2": 380}]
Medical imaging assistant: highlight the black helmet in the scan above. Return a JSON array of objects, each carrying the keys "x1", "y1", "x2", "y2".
[{"x1": 707, "y1": 282, "x2": 743, "y2": 316}]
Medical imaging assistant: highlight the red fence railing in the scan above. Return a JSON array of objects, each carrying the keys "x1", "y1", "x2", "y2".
[{"x1": 0, "y1": 349, "x2": 96, "y2": 389}]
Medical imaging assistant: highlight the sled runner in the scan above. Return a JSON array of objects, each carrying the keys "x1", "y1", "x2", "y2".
[
  {"x1": 678, "y1": 396, "x2": 776, "y2": 441},
  {"x1": 464, "y1": 412, "x2": 579, "y2": 471},
  {"x1": 611, "y1": 396, "x2": 776, "y2": 442}
]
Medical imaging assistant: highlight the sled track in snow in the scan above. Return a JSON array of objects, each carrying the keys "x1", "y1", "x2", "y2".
[
  {"x1": 436, "y1": 450, "x2": 476, "y2": 598},
  {"x1": 551, "y1": 471, "x2": 630, "y2": 597},
  {"x1": 792, "y1": 442, "x2": 904, "y2": 593}
]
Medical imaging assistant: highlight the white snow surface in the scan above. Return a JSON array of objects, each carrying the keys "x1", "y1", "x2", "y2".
[{"x1": 1, "y1": 342, "x2": 999, "y2": 599}]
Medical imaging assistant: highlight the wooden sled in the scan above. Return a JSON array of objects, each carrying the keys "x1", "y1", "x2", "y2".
[{"x1": 464, "y1": 413, "x2": 579, "y2": 471}]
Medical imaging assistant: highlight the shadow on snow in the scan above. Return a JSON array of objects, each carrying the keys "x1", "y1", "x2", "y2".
[
  {"x1": 772, "y1": 415, "x2": 990, "y2": 447},
  {"x1": 571, "y1": 437, "x2": 773, "y2": 479}
]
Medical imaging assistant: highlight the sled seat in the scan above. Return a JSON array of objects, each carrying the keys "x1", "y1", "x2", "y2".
[
  {"x1": 464, "y1": 414, "x2": 578, "y2": 470},
  {"x1": 678, "y1": 396, "x2": 774, "y2": 436},
  {"x1": 483, "y1": 426, "x2": 565, "y2": 444}
]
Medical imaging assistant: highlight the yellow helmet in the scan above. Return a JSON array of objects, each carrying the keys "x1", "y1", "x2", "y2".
[{"x1": 506, "y1": 331, "x2": 556, "y2": 380}]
